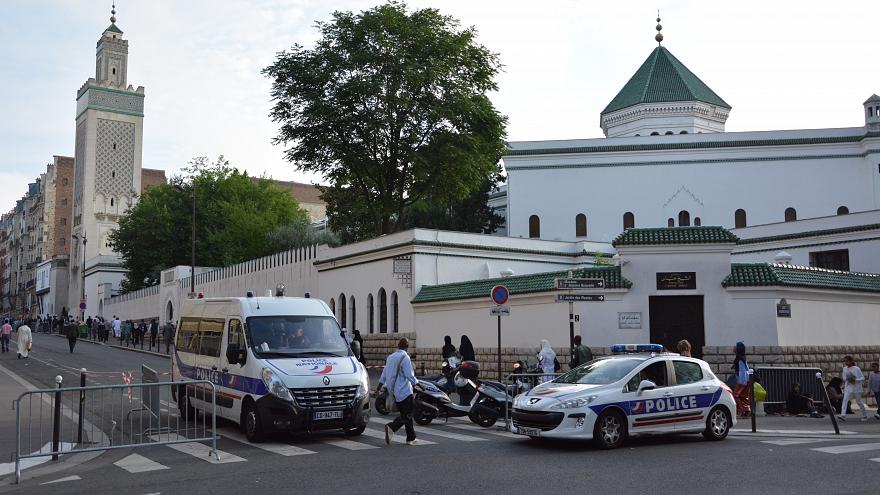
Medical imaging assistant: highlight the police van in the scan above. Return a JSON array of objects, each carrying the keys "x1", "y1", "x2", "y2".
[
  {"x1": 171, "y1": 288, "x2": 370, "y2": 442},
  {"x1": 511, "y1": 344, "x2": 737, "y2": 449}
]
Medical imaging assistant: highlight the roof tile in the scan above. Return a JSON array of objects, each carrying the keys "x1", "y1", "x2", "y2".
[
  {"x1": 722, "y1": 263, "x2": 880, "y2": 293},
  {"x1": 613, "y1": 226, "x2": 739, "y2": 247}
]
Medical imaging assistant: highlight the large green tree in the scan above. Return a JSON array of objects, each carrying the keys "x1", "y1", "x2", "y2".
[
  {"x1": 110, "y1": 157, "x2": 305, "y2": 292},
  {"x1": 264, "y1": 2, "x2": 507, "y2": 243}
]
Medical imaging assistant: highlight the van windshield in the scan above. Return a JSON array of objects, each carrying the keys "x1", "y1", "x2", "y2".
[{"x1": 246, "y1": 316, "x2": 350, "y2": 358}]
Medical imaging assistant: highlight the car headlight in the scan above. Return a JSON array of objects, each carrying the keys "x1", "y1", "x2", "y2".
[
  {"x1": 551, "y1": 395, "x2": 599, "y2": 410},
  {"x1": 356, "y1": 371, "x2": 369, "y2": 399},
  {"x1": 261, "y1": 367, "x2": 294, "y2": 402}
]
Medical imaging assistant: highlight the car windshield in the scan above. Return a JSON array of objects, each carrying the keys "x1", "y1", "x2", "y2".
[
  {"x1": 246, "y1": 316, "x2": 349, "y2": 358},
  {"x1": 554, "y1": 357, "x2": 645, "y2": 385}
]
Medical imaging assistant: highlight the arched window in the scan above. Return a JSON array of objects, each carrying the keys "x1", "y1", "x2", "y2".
[
  {"x1": 665, "y1": 131, "x2": 674, "y2": 135},
  {"x1": 330, "y1": 298, "x2": 336, "y2": 315},
  {"x1": 679, "y1": 131, "x2": 688, "y2": 134},
  {"x1": 367, "y1": 294, "x2": 374, "y2": 334},
  {"x1": 694, "y1": 217, "x2": 701, "y2": 226},
  {"x1": 837, "y1": 206, "x2": 849, "y2": 215},
  {"x1": 378, "y1": 288, "x2": 388, "y2": 334},
  {"x1": 735, "y1": 209, "x2": 747, "y2": 228},
  {"x1": 678, "y1": 210, "x2": 690, "y2": 227},
  {"x1": 623, "y1": 212, "x2": 635, "y2": 230},
  {"x1": 575, "y1": 214, "x2": 587, "y2": 237},
  {"x1": 391, "y1": 291, "x2": 398, "y2": 333},
  {"x1": 784, "y1": 207, "x2": 797, "y2": 222},
  {"x1": 651, "y1": 132, "x2": 660, "y2": 136},
  {"x1": 339, "y1": 293, "x2": 347, "y2": 329},
  {"x1": 667, "y1": 218, "x2": 674, "y2": 227},
  {"x1": 528, "y1": 215, "x2": 540, "y2": 238},
  {"x1": 349, "y1": 296, "x2": 356, "y2": 331}
]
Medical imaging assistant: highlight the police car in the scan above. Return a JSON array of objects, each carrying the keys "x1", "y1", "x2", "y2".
[{"x1": 511, "y1": 344, "x2": 737, "y2": 449}]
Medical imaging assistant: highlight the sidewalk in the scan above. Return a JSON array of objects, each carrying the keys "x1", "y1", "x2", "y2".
[
  {"x1": 51, "y1": 333, "x2": 170, "y2": 359},
  {"x1": 732, "y1": 412, "x2": 880, "y2": 437}
]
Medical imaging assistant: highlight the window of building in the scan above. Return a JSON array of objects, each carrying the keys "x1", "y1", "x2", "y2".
[
  {"x1": 391, "y1": 291, "x2": 398, "y2": 333},
  {"x1": 679, "y1": 131, "x2": 688, "y2": 134},
  {"x1": 651, "y1": 132, "x2": 660, "y2": 136},
  {"x1": 330, "y1": 298, "x2": 336, "y2": 315},
  {"x1": 623, "y1": 212, "x2": 634, "y2": 230},
  {"x1": 575, "y1": 214, "x2": 587, "y2": 237},
  {"x1": 528, "y1": 215, "x2": 540, "y2": 238},
  {"x1": 349, "y1": 296, "x2": 356, "y2": 331},
  {"x1": 837, "y1": 206, "x2": 849, "y2": 215},
  {"x1": 62, "y1": 178, "x2": 68, "y2": 186},
  {"x1": 110, "y1": 198, "x2": 114, "y2": 207},
  {"x1": 368, "y1": 294, "x2": 374, "y2": 334},
  {"x1": 784, "y1": 207, "x2": 797, "y2": 222},
  {"x1": 809, "y1": 249, "x2": 849, "y2": 271},
  {"x1": 678, "y1": 210, "x2": 690, "y2": 227},
  {"x1": 61, "y1": 217, "x2": 67, "y2": 226},
  {"x1": 338, "y1": 293, "x2": 347, "y2": 329},
  {"x1": 112, "y1": 143, "x2": 117, "y2": 151},
  {"x1": 378, "y1": 288, "x2": 388, "y2": 333},
  {"x1": 665, "y1": 131, "x2": 674, "y2": 135},
  {"x1": 61, "y1": 198, "x2": 67, "y2": 206},
  {"x1": 694, "y1": 217, "x2": 701, "y2": 226},
  {"x1": 667, "y1": 218, "x2": 674, "y2": 227},
  {"x1": 735, "y1": 209, "x2": 747, "y2": 228}
]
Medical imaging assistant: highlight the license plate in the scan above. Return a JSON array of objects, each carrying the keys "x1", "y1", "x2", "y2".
[
  {"x1": 313, "y1": 410, "x2": 344, "y2": 421},
  {"x1": 517, "y1": 426, "x2": 541, "y2": 437}
]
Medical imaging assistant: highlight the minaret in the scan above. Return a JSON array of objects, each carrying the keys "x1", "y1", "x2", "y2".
[
  {"x1": 865, "y1": 94, "x2": 880, "y2": 130},
  {"x1": 69, "y1": 4, "x2": 145, "y2": 319}
]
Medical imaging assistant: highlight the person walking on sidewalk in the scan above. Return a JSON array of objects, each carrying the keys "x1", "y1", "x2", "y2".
[
  {"x1": 838, "y1": 355, "x2": 868, "y2": 421},
  {"x1": 16, "y1": 322, "x2": 32, "y2": 359},
  {"x1": 112, "y1": 316, "x2": 122, "y2": 341},
  {"x1": 149, "y1": 319, "x2": 159, "y2": 349},
  {"x1": 869, "y1": 362, "x2": 880, "y2": 420},
  {"x1": 374, "y1": 338, "x2": 420, "y2": 446},
  {"x1": 732, "y1": 342, "x2": 751, "y2": 418},
  {"x1": 1, "y1": 319, "x2": 12, "y2": 353},
  {"x1": 65, "y1": 319, "x2": 79, "y2": 353},
  {"x1": 570, "y1": 335, "x2": 593, "y2": 369}
]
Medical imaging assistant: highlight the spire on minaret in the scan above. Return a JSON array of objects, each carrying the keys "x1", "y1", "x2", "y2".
[
  {"x1": 655, "y1": 11, "x2": 663, "y2": 45},
  {"x1": 110, "y1": 3, "x2": 117, "y2": 24}
]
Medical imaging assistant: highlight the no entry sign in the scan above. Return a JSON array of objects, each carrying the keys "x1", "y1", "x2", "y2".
[{"x1": 490, "y1": 285, "x2": 509, "y2": 305}]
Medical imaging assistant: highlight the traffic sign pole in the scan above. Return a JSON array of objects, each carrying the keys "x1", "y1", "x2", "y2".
[
  {"x1": 497, "y1": 314, "x2": 502, "y2": 382},
  {"x1": 568, "y1": 301, "x2": 575, "y2": 360},
  {"x1": 490, "y1": 285, "x2": 510, "y2": 383}
]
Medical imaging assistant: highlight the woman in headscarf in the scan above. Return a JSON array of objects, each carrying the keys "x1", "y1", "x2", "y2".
[
  {"x1": 442, "y1": 336, "x2": 457, "y2": 359},
  {"x1": 352, "y1": 330, "x2": 365, "y2": 363},
  {"x1": 459, "y1": 335, "x2": 475, "y2": 362},
  {"x1": 16, "y1": 321, "x2": 33, "y2": 359},
  {"x1": 731, "y1": 341, "x2": 751, "y2": 418},
  {"x1": 537, "y1": 339, "x2": 557, "y2": 383}
]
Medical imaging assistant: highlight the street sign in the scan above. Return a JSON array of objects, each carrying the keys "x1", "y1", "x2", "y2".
[
  {"x1": 490, "y1": 305, "x2": 510, "y2": 316},
  {"x1": 556, "y1": 294, "x2": 605, "y2": 302},
  {"x1": 556, "y1": 278, "x2": 605, "y2": 290},
  {"x1": 490, "y1": 285, "x2": 509, "y2": 305},
  {"x1": 79, "y1": 302, "x2": 86, "y2": 310}
]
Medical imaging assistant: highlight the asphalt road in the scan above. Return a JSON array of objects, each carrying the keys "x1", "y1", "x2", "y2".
[{"x1": 2, "y1": 336, "x2": 879, "y2": 495}]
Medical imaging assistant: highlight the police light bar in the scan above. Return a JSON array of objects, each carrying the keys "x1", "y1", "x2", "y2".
[{"x1": 611, "y1": 344, "x2": 664, "y2": 354}]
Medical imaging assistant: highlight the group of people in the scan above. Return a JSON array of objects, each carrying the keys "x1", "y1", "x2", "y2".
[{"x1": 1, "y1": 318, "x2": 33, "y2": 359}]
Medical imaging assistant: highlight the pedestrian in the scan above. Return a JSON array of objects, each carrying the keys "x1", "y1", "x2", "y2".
[
  {"x1": 826, "y1": 377, "x2": 846, "y2": 415},
  {"x1": 442, "y1": 336, "x2": 457, "y2": 359},
  {"x1": 677, "y1": 339, "x2": 692, "y2": 357},
  {"x1": 113, "y1": 316, "x2": 121, "y2": 341},
  {"x1": 1, "y1": 318, "x2": 12, "y2": 352},
  {"x1": 374, "y1": 337, "x2": 420, "y2": 446},
  {"x1": 16, "y1": 321, "x2": 33, "y2": 359},
  {"x1": 65, "y1": 319, "x2": 78, "y2": 353},
  {"x1": 838, "y1": 355, "x2": 868, "y2": 421},
  {"x1": 352, "y1": 330, "x2": 365, "y2": 363},
  {"x1": 78, "y1": 319, "x2": 88, "y2": 340},
  {"x1": 123, "y1": 319, "x2": 132, "y2": 346},
  {"x1": 869, "y1": 363, "x2": 880, "y2": 420},
  {"x1": 86, "y1": 316, "x2": 94, "y2": 340},
  {"x1": 732, "y1": 341, "x2": 751, "y2": 418},
  {"x1": 537, "y1": 339, "x2": 557, "y2": 383},
  {"x1": 459, "y1": 335, "x2": 475, "y2": 362},
  {"x1": 149, "y1": 319, "x2": 159, "y2": 349},
  {"x1": 570, "y1": 335, "x2": 593, "y2": 369},
  {"x1": 164, "y1": 321, "x2": 175, "y2": 353}
]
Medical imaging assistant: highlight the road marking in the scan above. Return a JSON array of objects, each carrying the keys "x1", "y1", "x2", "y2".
[
  {"x1": 443, "y1": 421, "x2": 521, "y2": 439},
  {"x1": 41, "y1": 475, "x2": 81, "y2": 484},
  {"x1": 319, "y1": 437, "x2": 379, "y2": 450},
  {"x1": 367, "y1": 417, "x2": 485, "y2": 442},
  {"x1": 762, "y1": 438, "x2": 838, "y2": 446},
  {"x1": 812, "y1": 442, "x2": 880, "y2": 454},
  {"x1": 114, "y1": 453, "x2": 170, "y2": 473},
  {"x1": 361, "y1": 427, "x2": 436, "y2": 445},
  {"x1": 732, "y1": 428, "x2": 857, "y2": 435},
  {"x1": 220, "y1": 429, "x2": 316, "y2": 456},
  {"x1": 149, "y1": 434, "x2": 245, "y2": 464}
]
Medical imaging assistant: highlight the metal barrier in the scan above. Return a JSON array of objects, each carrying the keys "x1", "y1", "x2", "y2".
[
  {"x1": 754, "y1": 366, "x2": 824, "y2": 406},
  {"x1": 14, "y1": 376, "x2": 218, "y2": 483},
  {"x1": 502, "y1": 372, "x2": 564, "y2": 431},
  {"x1": 746, "y1": 368, "x2": 838, "y2": 435}
]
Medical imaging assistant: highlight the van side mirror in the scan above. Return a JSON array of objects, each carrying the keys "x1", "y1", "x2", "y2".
[
  {"x1": 227, "y1": 344, "x2": 245, "y2": 365},
  {"x1": 638, "y1": 380, "x2": 656, "y2": 394}
]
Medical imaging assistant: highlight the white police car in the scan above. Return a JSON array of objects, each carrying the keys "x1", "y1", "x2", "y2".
[{"x1": 511, "y1": 344, "x2": 737, "y2": 449}]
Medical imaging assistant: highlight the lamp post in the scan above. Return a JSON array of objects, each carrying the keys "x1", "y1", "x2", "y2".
[
  {"x1": 72, "y1": 233, "x2": 86, "y2": 320},
  {"x1": 174, "y1": 183, "x2": 196, "y2": 296}
]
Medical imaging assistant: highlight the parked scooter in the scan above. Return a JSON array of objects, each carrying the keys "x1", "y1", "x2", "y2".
[
  {"x1": 467, "y1": 379, "x2": 515, "y2": 427},
  {"x1": 411, "y1": 379, "x2": 473, "y2": 425}
]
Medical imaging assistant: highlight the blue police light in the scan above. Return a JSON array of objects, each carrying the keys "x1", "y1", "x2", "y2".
[
  {"x1": 304, "y1": 291, "x2": 311, "y2": 299},
  {"x1": 246, "y1": 290, "x2": 254, "y2": 298},
  {"x1": 611, "y1": 344, "x2": 664, "y2": 354}
]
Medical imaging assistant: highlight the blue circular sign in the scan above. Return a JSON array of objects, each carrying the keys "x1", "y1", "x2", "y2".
[{"x1": 491, "y1": 285, "x2": 509, "y2": 305}]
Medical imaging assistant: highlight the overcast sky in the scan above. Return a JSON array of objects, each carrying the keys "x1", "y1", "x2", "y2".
[{"x1": 2, "y1": 0, "x2": 878, "y2": 213}]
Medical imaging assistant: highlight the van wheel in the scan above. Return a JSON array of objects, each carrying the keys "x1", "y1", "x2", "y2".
[
  {"x1": 243, "y1": 401, "x2": 265, "y2": 443},
  {"x1": 177, "y1": 385, "x2": 196, "y2": 420},
  {"x1": 593, "y1": 409, "x2": 626, "y2": 450},
  {"x1": 702, "y1": 406, "x2": 731, "y2": 441}
]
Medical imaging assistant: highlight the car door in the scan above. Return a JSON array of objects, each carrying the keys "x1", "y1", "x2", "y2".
[
  {"x1": 671, "y1": 360, "x2": 712, "y2": 432},
  {"x1": 219, "y1": 317, "x2": 246, "y2": 420},
  {"x1": 624, "y1": 359, "x2": 677, "y2": 435}
]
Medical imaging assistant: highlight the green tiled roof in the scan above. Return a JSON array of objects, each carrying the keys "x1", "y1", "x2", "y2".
[
  {"x1": 613, "y1": 227, "x2": 739, "y2": 247},
  {"x1": 105, "y1": 23, "x2": 123, "y2": 34},
  {"x1": 412, "y1": 266, "x2": 632, "y2": 304},
  {"x1": 602, "y1": 46, "x2": 730, "y2": 115},
  {"x1": 737, "y1": 223, "x2": 880, "y2": 245},
  {"x1": 722, "y1": 263, "x2": 880, "y2": 293}
]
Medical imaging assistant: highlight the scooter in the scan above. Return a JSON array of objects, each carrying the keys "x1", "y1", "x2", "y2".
[
  {"x1": 412, "y1": 378, "x2": 474, "y2": 425},
  {"x1": 375, "y1": 357, "x2": 462, "y2": 415},
  {"x1": 467, "y1": 379, "x2": 515, "y2": 428}
]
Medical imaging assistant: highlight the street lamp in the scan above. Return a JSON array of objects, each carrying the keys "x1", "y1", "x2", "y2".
[
  {"x1": 72, "y1": 233, "x2": 86, "y2": 321},
  {"x1": 173, "y1": 183, "x2": 196, "y2": 296}
]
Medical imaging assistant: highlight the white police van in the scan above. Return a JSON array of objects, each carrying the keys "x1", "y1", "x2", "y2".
[
  {"x1": 171, "y1": 288, "x2": 370, "y2": 442},
  {"x1": 511, "y1": 344, "x2": 737, "y2": 449}
]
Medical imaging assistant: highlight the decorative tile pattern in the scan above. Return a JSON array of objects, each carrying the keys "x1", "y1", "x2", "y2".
[
  {"x1": 74, "y1": 120, "x2": 86, "y2": 209},
  {"x1": 723, "y1": 263, "x2": 880, "y2": 293},
  {"x1": 88, "y1": 88, "x2": 142, "y2": 114},
  {"x1": 613, "y1": 226, "x2": 739, "y2": 247},
  {"x1": 95, "y1": 119, "x2": 135, "y2": 197}
]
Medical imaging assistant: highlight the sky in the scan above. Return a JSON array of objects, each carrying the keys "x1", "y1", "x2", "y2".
[{"x1": 2, "y1": 0, "x2": 878, "y2": 213}]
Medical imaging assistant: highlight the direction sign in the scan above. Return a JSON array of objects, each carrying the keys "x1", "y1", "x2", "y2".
[
  {"x1": 556, "y1": 294, "x2": 605, "y2": 302},
  {"x1": 490, "y1": 285, "x2": 509, "y2": 305},
  {"x1": 556, "y1": 278, "x2": 605, "y2": 290},
  {"x1": 490, "y1": 306, "x2": 510, "y2": 316}
]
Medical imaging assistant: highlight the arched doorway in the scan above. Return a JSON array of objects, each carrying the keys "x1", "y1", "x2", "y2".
[{"x1": 166, "y1": 300, "x2": 174, "y2": 322}]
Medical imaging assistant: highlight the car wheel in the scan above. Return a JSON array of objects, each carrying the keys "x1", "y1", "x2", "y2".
[
  {"x1": 702, "y1": 406, "x2": 731, "y2": 441},
  {"x1": 177, "y1": 385, "x2": 196, "y2": 420},
  {"x1": 593, "y1": 409, "x2": 626, "y2": 450},
  {"x1": 243, "y1": 401, "x2": 265, "y2": 443}
]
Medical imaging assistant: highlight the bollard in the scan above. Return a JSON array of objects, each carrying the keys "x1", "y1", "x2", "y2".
[
  {"x1": 816, "y1": 372, "x2": 840, "y2": 435},
  {"x1": 748, "y1": 368, "x2": 756, "y2": 433},
  {"x1": 78, "y1": 369, "x2": 86, "y2": 444},
  {"x1": 52, "y1": 375, "x2": 62, "y2": 460}
]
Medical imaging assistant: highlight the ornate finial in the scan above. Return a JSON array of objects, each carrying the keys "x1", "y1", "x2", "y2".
[
  {"x1": 655, "y1": 10, "x2": 663, "y2": 45},
  {"x1": 110, "y1": 3, "x2": 117, "y2": 24}
]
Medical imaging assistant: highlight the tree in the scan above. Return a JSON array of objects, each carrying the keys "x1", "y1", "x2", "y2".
[
  {"x1": 264, "y1": 2, "x2": 507, "y2": 242},
  {"x1": 268, "y1": 217, "x2": 340, "y2": 251},
  {"x1": 401, "y1": 174, "x2": 505, "y2": 234},
  {"x1": 110, "y1": 156, "x2": 305, "y2": 292}
]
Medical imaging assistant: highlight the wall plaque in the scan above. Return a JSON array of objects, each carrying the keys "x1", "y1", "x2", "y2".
[
  {"x1": 656, "y1": 272, "x2": 696, "y2": 290},
  {"x1": 618, "y1": 312, "x2": 642, "y2": 329}
]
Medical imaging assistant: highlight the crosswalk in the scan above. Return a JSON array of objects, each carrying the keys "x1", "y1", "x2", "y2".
[
  {"x1": 99, "y1": 416, "x2": 515, "y2": 476},
  {"x1": 761, "y1": 436, "x2": 880, "y2": 464}
]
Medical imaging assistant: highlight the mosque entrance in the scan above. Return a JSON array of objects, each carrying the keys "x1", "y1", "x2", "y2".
[{"x1": 649, "y1": 296, "x2": 705, "y2": 358}]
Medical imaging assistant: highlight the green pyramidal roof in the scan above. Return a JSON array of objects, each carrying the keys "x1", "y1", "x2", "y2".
[
  {"x1": 105, "y1": 23, "x2": 123, "y2": 34},
  {"x1": 602, "y1": 46, "x2": 730, "y2": 115}
]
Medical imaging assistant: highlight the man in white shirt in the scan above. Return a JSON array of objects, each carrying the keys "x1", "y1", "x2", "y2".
[
  {"x1": 839, "y1": 355, "x2": 868, "y2": 421},
  {"x1": 374, "y1": 338, "x2": 420, "y2": 445},
  {"x1": 112, "y1": 316, "x2": 122, "y2": 340}
]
